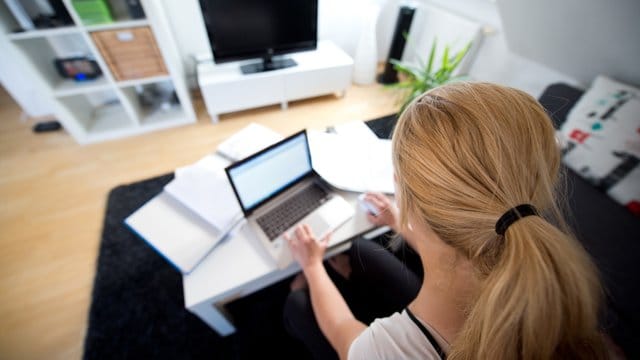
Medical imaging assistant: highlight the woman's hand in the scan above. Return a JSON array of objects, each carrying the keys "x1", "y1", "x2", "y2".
[
  {"x1": 285, "y1": 224, "x2": 331, "y2": 271},
  {"x1": 364, "y1": 192, "x2": 399, "y2": 231}
]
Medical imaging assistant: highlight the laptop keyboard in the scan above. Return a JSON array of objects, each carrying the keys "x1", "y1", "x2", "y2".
[{"x1": 256, "y1": 183, "x2": 330, "y2": 241}]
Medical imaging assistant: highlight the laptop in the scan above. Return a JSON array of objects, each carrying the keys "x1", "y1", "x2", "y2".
[{"x1": 225, "y1": 129, "x2": 355, "y2": 268}]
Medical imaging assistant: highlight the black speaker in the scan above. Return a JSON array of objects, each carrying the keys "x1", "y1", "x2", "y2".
[
  {"x1": 125, "y1": 0, "x2": 146, "y2": 19},
  {"x1": 378, "y1": 6, "x2": 416, "y2": 84}
]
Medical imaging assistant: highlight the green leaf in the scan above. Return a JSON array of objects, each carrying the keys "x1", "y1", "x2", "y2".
[
  {"x1": 449, "y1": 42, "x2": 472, "y2": 72},
  {"x1": 441, "y1": 44, "x2": 450, "y2": 72},
  {"x1": 390, "y1": 59, "x2": 424, "y2": 80},
  {"x1": 433, "y1": 67, "x2": 448, "y2": 83},
  {"x1": 426, "y1": 38, "x2": 437, "y2": 74}
]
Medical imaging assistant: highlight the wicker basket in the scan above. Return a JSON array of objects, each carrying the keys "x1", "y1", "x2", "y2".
[{"x1": 92, "y1": 27, "x2": 168, "y2": 81}]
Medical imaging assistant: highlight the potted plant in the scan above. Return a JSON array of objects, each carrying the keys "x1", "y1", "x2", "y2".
[{"x1": 389, "y1": 39, "x2": 472, "y2": 113}]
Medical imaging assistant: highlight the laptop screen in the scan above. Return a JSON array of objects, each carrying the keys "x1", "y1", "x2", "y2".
[{"x1": 226, "y1": 130, "x2": 312, "y2": 213}]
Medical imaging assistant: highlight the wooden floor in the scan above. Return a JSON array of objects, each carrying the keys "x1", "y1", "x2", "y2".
[{"x1": 0, "y1": 84, "x2": 398, "y2": 359}]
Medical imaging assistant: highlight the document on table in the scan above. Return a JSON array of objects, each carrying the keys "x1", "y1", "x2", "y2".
[
  {"x1": 125, "y1": 190, "x2": 244, "y2": 274},
  {"x1": 332, "y1": 120, "x2": 380, "y2": 142},
  {"x1": 216, "y1": 123, "x2": 283, "y2": 161},
  {"x1": 175, "y1": 153, "x2": 230, "y2": 178},
  {"x1": 164, "y1": 163, "x2": 241, "y2": 231},
  {"x1": 308, "y1": 130, "x2": 394, "y2": 194},
  {"x1": 127, "y1": 153, "x2": 245, "y2": 274}
]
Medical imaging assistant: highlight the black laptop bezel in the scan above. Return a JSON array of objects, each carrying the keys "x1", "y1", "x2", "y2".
[{"x1": 224, "y1": 129, "x2": 315, "y2": 217}]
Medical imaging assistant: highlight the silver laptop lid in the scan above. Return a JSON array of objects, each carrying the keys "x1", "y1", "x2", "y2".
[{"x1": 225, "y1": 130, "x2": 313, "y2": 216}]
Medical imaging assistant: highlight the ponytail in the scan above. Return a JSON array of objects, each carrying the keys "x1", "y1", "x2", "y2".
[{"x1": 448, "y1": 216, "x2": 607, "y2": 359}]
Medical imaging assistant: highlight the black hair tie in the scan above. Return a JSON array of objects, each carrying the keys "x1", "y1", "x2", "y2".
[{"x1": 495, "y1": 204, "x2": 539, "y2": 236}]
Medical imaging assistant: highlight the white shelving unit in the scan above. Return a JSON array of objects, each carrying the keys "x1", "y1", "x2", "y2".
[{"x1": 0, "y1": 0, "x2": 195, "y2": 144}]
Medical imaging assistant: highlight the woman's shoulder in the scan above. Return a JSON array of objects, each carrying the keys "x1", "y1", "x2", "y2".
[{"x1": 347, "y1": 310, "x2": 444, "y2": 360}]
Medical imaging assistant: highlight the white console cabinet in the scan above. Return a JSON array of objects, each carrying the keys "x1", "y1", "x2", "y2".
[{"x1": 197, "y1": 41, "x2": 353, "y2": 121}]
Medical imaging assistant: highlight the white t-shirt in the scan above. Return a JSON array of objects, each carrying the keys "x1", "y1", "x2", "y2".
[{"x1": 348, "y1": 310, "x2": 449, "y2": 360}]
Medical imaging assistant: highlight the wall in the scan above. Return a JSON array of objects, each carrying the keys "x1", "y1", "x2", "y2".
[
  {"x1": 158, "y1": 0, "x2": 211, "y2": 86},
  {"x1": 497, "y1": 0, "x2": 640, "y2": 86}
]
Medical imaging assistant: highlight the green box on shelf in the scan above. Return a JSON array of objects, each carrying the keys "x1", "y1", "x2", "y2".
[{"x1": 72, "y1": 0, "x2": 113, "y2": 25}]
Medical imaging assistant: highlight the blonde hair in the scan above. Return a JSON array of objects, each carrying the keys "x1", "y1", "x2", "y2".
[{"x1": 392, "y1": 82, "x2": 607, "y2": 359}]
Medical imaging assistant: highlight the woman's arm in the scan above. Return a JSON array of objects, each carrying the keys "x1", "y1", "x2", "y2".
[{"x1": 286, "y1": 225, "x2": 366, "y2": 360}]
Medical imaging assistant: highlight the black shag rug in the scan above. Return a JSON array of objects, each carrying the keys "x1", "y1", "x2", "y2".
[{"x1": 82, "y1": 115, "x2": 398, "y2": 360}]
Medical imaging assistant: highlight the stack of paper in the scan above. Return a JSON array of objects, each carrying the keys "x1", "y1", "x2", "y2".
[
  {"x1": 128, "y1": 154, "x2": 244, "y2": 274},
  {"x1": 217, "y1": 123, "x2": 283, "y2": 161},
  {"x1": 164, "y1": 157, "x2": 239, "y2": 231},
  {"x1": 125, "y1": 192, "x2": 238, "y2": 274},
  {"x1": 309, "y1": 121, "x2": 394, "y2": 194}
]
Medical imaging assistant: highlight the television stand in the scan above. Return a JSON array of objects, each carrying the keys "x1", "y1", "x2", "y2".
[
  {"x1": 198, "y1": 41, "x2": 354, "y2": 122},
  {"x1": 240, "y1": 56, "x2": 297, "y2": 74}
]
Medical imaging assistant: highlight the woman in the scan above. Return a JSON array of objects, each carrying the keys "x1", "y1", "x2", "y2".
[{"x1": 283, "y1": 82, "x2": 608, "y2": 359}]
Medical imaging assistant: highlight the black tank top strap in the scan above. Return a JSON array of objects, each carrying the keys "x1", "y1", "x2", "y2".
[{"x1": 405, "y1": 308, "x2": 447, "y2": 359}]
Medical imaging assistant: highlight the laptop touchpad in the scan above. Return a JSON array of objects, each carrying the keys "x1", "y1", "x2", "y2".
[
  {"x1": 309, "y1": 197, "x2": 354, "y2": 237},
  {"x1": 303, "y1": 214, "x2": 331, "y2": 239}
]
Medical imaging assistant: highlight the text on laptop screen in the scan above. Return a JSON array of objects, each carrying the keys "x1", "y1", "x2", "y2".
[{"x1": 228, "y1": 132, "x2": 312, "y2": 211}]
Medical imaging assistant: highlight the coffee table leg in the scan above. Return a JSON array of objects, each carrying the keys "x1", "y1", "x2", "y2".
[{"x1": 188, "y1": 300, "x2": 236, "y2": 336}]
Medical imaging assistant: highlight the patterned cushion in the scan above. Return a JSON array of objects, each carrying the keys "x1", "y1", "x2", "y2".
[{"x1": 559, "y1": 76, "x2": 640, "y2": 216}]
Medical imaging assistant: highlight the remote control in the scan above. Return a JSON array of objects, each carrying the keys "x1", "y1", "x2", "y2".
[{"x1": 33, "y1": 121, "x2": 62, "y2": 133}]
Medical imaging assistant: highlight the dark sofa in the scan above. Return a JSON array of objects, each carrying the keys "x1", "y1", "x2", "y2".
[{"x1": 539, "y1": 84, "x2": 640, "y2": 359}]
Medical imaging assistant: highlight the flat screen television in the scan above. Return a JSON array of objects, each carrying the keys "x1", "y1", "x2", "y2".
[{"x1": 199, "y1": 0, "x2": 318, "y2": 74}]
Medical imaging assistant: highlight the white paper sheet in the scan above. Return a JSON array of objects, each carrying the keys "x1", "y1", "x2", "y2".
[
  {"x1": 309, "y1": 131, "x2": 394, "y2": 194},
  {"x1": 164, "y1": 164, "x2": 241, "y2": 231},
  {"x1": 125, "y1": 192, "x2": 244, "y2": 274},
  {"x1": 216, "y1": 123, "x2": 283, "y2": 161},
  {"x1": 175, "y1": 154, "x2": 230, "y2": 178},
  {"x1": 333, "y1": 120, "x2": 380, "y2": 142}
]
